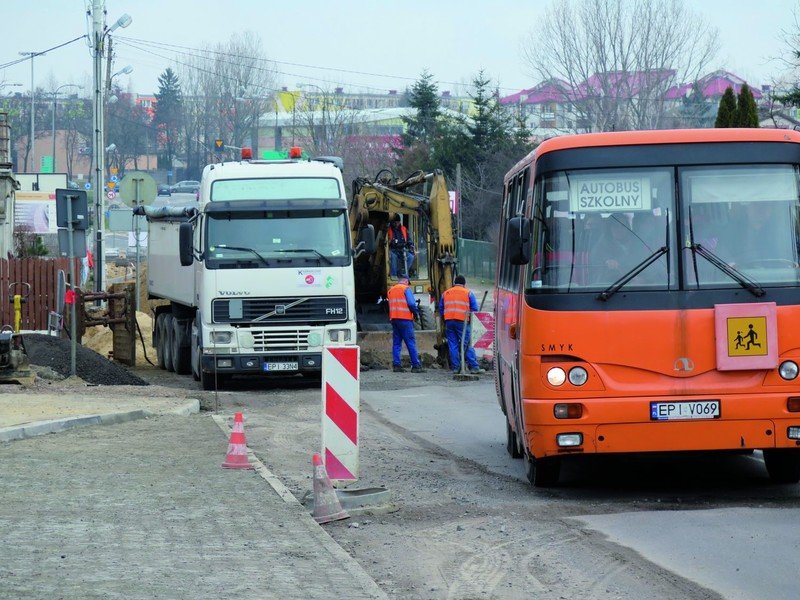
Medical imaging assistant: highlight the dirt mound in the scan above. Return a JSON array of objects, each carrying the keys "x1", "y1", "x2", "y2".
[
  {"x1": 82, "y1": 312, "x2": 156, "y2": 367},
  {"x1": 22, "y1": 333, "x2": 149, "y2": 386}
]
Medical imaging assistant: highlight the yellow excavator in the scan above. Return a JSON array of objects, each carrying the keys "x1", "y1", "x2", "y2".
[{"x1": 349, "y1": 169, "x2": 457, "y2": 363}]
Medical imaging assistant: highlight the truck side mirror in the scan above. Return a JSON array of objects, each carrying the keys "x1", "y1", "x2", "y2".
[
  {"x1": 355, "y1": 224, "x2": 376, "y2": 257},
  {"x1": 179, "y1": 222, "x2": 194, "y2": 266},
  {"x1": 506, "y1": 216, "x2": 532, "y2": 265}
]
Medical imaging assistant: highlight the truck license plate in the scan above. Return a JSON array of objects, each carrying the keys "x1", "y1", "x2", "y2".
[
  {"x1": 264, "y1": 362, "x2": 299, "y2": 372},
  {"x1": 650, "y1": 400, "x2": 720, "y2": 421}
]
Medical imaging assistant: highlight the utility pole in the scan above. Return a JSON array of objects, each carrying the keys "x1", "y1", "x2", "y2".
[
  {"x1": 456, "y1": 162, "x2": 462, "y2": 241},
  {"x1": 91, "y1": 0, "x2": 105, "y2": 295},
  {"x1": 19, "y1": 51, "x2": 44, "y2": 173}
]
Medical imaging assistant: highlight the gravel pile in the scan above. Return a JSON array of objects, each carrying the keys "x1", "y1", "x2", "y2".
[{"x1": 22, "y1": 334, "x2": 149, "y2": 386}]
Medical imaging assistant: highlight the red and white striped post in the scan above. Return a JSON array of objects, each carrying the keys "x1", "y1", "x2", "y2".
[{"x1": 321, "y1": 345, "x2": 360, "y2": 485}]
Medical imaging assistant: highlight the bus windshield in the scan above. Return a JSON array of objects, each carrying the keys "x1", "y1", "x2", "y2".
[
  {"x1": 529, "y1": 167, "x2": 677, "y2": 292},
  {"x1": 528, "y1": 164, "x2": 800, "y2": 293}
]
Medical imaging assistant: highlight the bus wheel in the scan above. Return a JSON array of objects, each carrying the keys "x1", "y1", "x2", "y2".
[
  {"x1": 526, "y1": 455, "x2": 561, "y2": 487},
  {"x1": 763, "y1": 449, "x2": 800, "y2": 484},
  {"x1": 506, "y1": 421, "x2": 522, "y2": 459}
]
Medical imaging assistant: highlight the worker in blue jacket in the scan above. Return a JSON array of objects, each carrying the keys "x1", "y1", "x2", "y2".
[{"x1": 439, "y1": 275, "x2": 485, "y2": 374}]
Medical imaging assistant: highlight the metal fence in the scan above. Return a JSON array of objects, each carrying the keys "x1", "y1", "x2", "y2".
[{"x1": 456, "y1": 238, "x2": 496, "y2": 283}]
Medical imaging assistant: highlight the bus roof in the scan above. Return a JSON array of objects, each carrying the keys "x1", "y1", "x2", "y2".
[{"x1": 507, "y1": 128, "x2": 800, "y2": 182}]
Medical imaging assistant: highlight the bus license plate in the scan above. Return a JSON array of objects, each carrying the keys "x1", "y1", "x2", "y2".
[
  {"x1": 650, "y1": 400, "x2": 720, "y2": 421},
  {"x1": 264, "y1": 362, "x2": 298, "y2": 372}
]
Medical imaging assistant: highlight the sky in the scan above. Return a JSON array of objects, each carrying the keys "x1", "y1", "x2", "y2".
[{"x1": 0, "y1": 0, "x2": 797, "y2": 98}]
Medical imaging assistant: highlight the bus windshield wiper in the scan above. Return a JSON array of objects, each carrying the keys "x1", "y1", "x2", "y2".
[
  {"x1": 690, "y1": 243, "x2": 765, "y2": 297},
  {"x1": 280, "y1": 248, "x2": 333, "y2": 265},
  {"x1": 597, "y1": 246, "x2": 669, "y2": 302},
  {"x1": 214, "y1": 244, "x2": 270, "y2": 267}
]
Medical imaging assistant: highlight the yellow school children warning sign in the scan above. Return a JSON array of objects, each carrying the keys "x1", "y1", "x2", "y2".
[{"x1": 727, "y1": 316, "x2": 768, "y2": 356}]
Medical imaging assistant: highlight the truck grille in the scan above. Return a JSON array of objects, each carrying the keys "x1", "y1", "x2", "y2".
[
  {"x1": 212, "y1": 296, "x2": 348, "y2": 324},
  {"x1": 252, "y1": 329, "x2": 309, "y2": 352}
]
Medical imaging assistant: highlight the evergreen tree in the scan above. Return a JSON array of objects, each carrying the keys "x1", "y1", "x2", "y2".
[
  {"x1": 715, "y1": 86, "x2": 737, "y2": 128},
  {"x1": 736, "y1": 83, "x2": 759, "y2": 127},
  {"x1": 153, "y1": 68, "x2": 183, "y2": 170},
  {"x1": 467, "y1": 71, "x2": 511, "y2": 160},
  {"x1": 401, "y1": 70, "x2": 441, "y2": 146}
]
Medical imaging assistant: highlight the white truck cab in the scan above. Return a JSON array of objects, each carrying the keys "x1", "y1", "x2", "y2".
[{"x1": 145, "y1": 149, "x2": 359, "y2": 389}]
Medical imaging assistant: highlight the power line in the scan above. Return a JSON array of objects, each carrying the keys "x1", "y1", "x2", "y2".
[
  {"x1": 115, "y1": 34, "x2": 522, "y2": 94},
  {"x1": 0, "y1": 35, "x2": 88, "y2": 71}
]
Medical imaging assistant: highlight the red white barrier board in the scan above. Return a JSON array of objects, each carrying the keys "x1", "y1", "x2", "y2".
[
  {"x1": 470, "y1": 311, "x2": 495, "y2": 360},
  {"x1": 322, "y1": 346, "x2": 360, "y2": 484}
]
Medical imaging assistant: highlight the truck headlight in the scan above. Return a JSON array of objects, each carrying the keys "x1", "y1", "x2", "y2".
[
  {"x1": 211, "y1": 331, "x2": 232, "y2": 344},
  {"x1": 307, "y1": 333, "x2": 322, "y2": 347},
  {"x1": 328, "y1": 329, "x2": 352, "y2": 342}
]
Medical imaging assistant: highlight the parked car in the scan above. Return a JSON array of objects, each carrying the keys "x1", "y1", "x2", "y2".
[
  {"x1": 171, "y1": 180, "x2": 200, "y2": 194},
  {"x1": 157, "y1": 184, "x2": 172, "y2": 196}
]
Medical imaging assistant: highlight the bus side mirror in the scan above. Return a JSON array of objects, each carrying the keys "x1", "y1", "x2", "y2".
[
  {"x1": 179, "y1": 222, "x2": 194, "y2": 266},
  {"x1": 355, "y1": 224, "x2": 376, "y2": 257},
  {"x1": 506, "y1": 216, "x2": 532, "y2": 265}
]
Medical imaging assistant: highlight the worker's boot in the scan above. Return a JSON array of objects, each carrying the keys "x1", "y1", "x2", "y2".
[
  {"x1": 393, "y1": 365, "x2": 406, "y2": 373},
  {"x1": 411, "y1": 366, "x2": 426, "y2": 373}
]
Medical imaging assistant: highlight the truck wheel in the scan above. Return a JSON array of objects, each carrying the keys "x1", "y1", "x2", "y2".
[
  {"x1": 155, "y1": 313, "x2": 167, "y2": 369},
  {"x1": 763, "y1": 449, "x2": 800, "y2": 484},
  {"x1": 526, "y1": 455, "x2": 561, "y2": 487},
  {"x1": 163, "y1": 314, "x2": 175, "y2": 372},
  {"x1": 172, "y1": 319, "x2": 191, "y2": 375}
]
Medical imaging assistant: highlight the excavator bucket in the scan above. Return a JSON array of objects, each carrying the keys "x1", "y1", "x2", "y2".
[{"x1": 0, "y1": 331, "x2": 34, "y2": 386}]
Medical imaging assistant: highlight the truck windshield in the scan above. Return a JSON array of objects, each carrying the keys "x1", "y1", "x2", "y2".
[
  {"x1": 211, "y1": 177, "x2": 341, "y2": 201},
  {"x1": 528, "y1": 167, "x2": 678, "y2": 292},
  {"x1": 205, "y1": 209, "x2": 350, "y2": 265}
]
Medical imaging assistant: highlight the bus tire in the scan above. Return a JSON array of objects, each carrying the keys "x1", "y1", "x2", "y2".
[
  {"x1": 763, "y1": 449, "x2": 800, "y2": 484},
  {"x1": 506, "y1": 420, "x2": 522, "y2": 459},
  {"x1": 526, "y1": 455, "x2": 560, "y2": 487}
]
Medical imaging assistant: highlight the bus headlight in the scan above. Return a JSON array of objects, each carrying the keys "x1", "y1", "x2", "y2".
[
  {"x1": 547, "y1": 367, "x2": 566, "y2": 386},
  {"x1": 211, "y1": 331, "x2": 232, "y2": 344},
  {"x1": 568, "y1": 367, "x2": 588, "y2": 386},
  {"x1": 779, "y1": 361, "x2": 799, "y2": 381}
]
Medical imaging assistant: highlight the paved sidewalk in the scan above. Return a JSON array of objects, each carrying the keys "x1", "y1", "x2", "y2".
[{"x1": 0, "y1": 415, "x2": 385, "y2": 599}]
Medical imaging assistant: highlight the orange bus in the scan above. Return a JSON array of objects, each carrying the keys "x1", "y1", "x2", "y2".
[{"x1": 495, "y1": 128, "x2": 800, "y2": 486}]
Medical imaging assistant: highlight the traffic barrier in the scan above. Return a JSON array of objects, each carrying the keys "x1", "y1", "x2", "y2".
[
  {"x1": 311, "y1": 453, "x2": 349, "y2": 524},
  {"x1": 221, "y1": 412, "x2": 253, "y2": 470},
  {"x1": 322, "y1": 346, "x2": 360, "y2": 484},
  {"x1": 471, "y1": 311, "x2": 495, "y2": 363}
]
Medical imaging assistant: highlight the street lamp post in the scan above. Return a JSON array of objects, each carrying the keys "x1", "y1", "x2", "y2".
[
  {"x1": 90, "y1": 0, "x2": 132, "y2": 296},
  {"x1": 19, "y1": 51, "x2": 46, "y2": 173},
  {"x1": 51, "y1": 84, "x2": 82, "y2": 173}
]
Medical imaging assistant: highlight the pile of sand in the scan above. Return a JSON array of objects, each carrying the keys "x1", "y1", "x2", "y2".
[{"x1": 82, "y1": 311, "x2": 156, "y2": 367}]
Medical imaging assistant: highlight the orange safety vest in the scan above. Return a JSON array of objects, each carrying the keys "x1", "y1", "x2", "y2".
[
  {"x1": 388, "y1": 283, "x2": 414, "y2": 320},
  {"x1": 442, "y1": 285, "x2": 471, "y2": 321},
  {"x1": 387, "y1": 224, "x2": 408, "y2": 244}
]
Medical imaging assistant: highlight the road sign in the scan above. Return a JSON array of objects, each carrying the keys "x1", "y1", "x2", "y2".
[
  {"x1": 110, "y1": 166, "x2": 118, "y2": 175},
  {"x1": 40, "y1": 155, "x2": 54, "y2": 174},
  {"x1": 107, "y1": 191, "x2": 115, "y2": 200},
  {"x1": 84, "y1": 182, "x2": 91, "y2": 190},
  {"x1": 110, "y1": 175, "x2": 119, "y2": 183},
  {"x1": 55, "y1": 188, "x2": 89, "y2": 230},
  {"x1": 214, "y1": 139, "x2": 224, "y2": 153},
  {"x1": 118, "y1": 171, "x2": 157, "y2": 206},
  {"x1": 107, "y1": 181, "x2": 116, "y2": 189}
]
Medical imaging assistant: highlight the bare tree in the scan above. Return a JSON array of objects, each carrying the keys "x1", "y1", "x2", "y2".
[{"x1": 522, "y1": 0, "x2": 718, "y2": 132}]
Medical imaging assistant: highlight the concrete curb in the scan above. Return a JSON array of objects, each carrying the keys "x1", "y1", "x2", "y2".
[
  {"x1": 211, "y1": 414, "x2": 388, "y2": 600},
  {"x1": 0, "y1": 399, "x2": 201, "y2": 443}
]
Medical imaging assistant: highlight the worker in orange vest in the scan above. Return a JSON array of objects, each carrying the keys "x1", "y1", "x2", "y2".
[
  {"x1": 387, "y1": 214, "x2": 415, "y2": 278},
  {"x1": 439, "y1": 275, "x2": 485, "y2": 374},
  {"x1": 387, "y1": 276, "x2": 424, "y2": 373}
]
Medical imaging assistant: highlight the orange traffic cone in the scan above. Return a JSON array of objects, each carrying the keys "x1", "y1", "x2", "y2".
[
  {"x1": 222, "y1": 412, "x2": 253, "y2": 470},
  {"x1": 312, "y1": 453, "x2": 349, "y2": 524}
]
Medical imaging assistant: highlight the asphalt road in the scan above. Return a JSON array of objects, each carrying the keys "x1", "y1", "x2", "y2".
[{"x1": 135, "y1": 366, "x2": 800, "y2": 598}]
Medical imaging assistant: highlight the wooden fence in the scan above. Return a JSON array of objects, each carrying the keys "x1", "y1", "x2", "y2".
[{"x1": 0, "y1": 257, "x2": 81, "y2": 331}]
